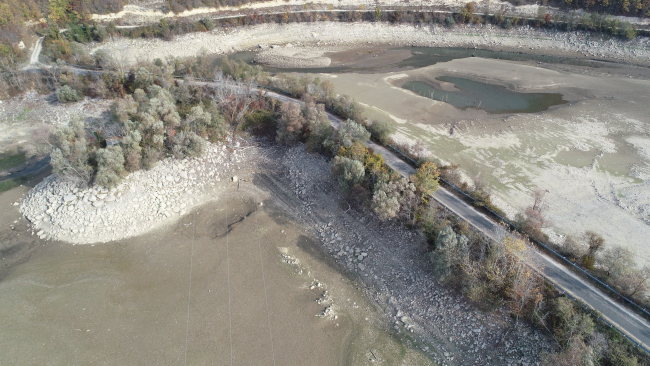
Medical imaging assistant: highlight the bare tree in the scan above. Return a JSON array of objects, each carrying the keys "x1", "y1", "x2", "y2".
[{"x1": 599, "y1": 245, "x2": 634, "y2": 277}]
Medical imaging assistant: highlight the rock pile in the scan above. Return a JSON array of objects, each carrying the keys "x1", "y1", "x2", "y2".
[
  {"x1": 20, "y1": 139, "x2": 254, "y2": 244},
  {"x1": 276, "y1": 144, "x2": 554, "y2": 365}
]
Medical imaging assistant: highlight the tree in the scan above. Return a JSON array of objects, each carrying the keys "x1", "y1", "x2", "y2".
[
  {"x1": 563, "y1": 235, "x2": 587, "y2": 260},
  {"x1": 302, "y1": 101, "x2": 332, "y2": 149},
  {"x1": 276, "y1": 102, "x2": 305, "y2": 145},
  {"x1": 120, "y1": 121, "x2": 142, "y2": 172},
  {"x1": 600, "y1": 245, "x2": 635, "y2": 277},
  {"x1": 517, "y1": 187, "x2": 549, "y2": 240},
  {"x1": 371, "y1": 177, "x2": 414, "y2": 221},
  {"x1": 372, "y1": 180, "x2": 401, "y2": 220},
  {"x1": 429, "y1": 225, "x2": 468, "y2": 282},
  {"x1": 552, "y1": 297, "x2": 595, "y2": 347},
  {"x1": 543, "y1": 338, "x2": 595, "y2": 366},
  {"x1": 616, "y1": 265, "x2": 650, "y2": 298},
  {"x1": 94, "y1": 145, "x2": 126, "y2": 188},
  {"x1": 330, "y1": 156, "x2": 365, "y2": 191},
  {"x1": 171, "y1": 131, "x2": 206, "y2": 159},
  {"x1": 133, "y1": 67, "x2": 153, "y2": 90},
  {"x1": 585, "y1": 231, "x2": 605, "y2": 255},
  {"x1": 183, "y1": 105, "x2": 211, "y2": 133},
  {"x1": 56, "y1": 85, "x2": 82, "y2": 103},
  {"x1": 412, "y1": 161, "x2": 440, "y2": 198},
  {"x1": 50, "y1": 118, "x2": 92, "y2": 185},
  {"x1": 324, "y1": 119, "x2": 370, "y2": 153},
  {"x1": 367, "y1": 119, "x2": 395, "y2": 145}
]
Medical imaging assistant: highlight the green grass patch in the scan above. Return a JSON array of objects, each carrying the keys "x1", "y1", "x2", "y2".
[
  {"x1": 0, "y1": 179, "x2": 18, "y2": 193},
  {"x1": 0, "y1": 152, "x2": 27, "y2": 171}
]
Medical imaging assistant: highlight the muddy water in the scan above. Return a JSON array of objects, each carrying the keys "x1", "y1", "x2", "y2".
[
  {"x1": 0, "y1": 189, "x2": 433, "y2": 365},
  {"x1": 401, "y1": 77, "x2": 567, "y2": 114}
]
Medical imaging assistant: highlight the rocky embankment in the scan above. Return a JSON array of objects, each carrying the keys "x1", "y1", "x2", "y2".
[
  {"x1": 96, "y1": 22, "x2": 650, "y2": 67},
  {"x1": 19, "y1": 138, "x2": 254, "y2": 244}
]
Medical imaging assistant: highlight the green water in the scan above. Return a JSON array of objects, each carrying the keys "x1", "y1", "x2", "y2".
[{"x1": 401, "y1": 77, "x2": 567, "y2": 114}]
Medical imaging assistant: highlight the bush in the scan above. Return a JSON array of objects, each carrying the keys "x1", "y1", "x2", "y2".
[
  {"x1": 445, "y1": 16, "x2": 456, "y2": 28},
  {"x1": 368, "y1": 119, "x2": 396, "y2": 145},
  {"x1": 171, "y1": 131, "x2": 206, "y2": 159},
  {"x1": 429, "y1": 225, "x2": 468, "y2": 282},
  {"x1": 330, "y1": 156, "x2": 365, "y2": 191},
  {"x1": 56, "y1": 85, "x2": 82, "y2": 103}
]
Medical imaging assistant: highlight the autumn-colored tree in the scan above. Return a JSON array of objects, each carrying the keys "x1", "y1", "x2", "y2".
[{"x1": 412, "y1": 161, "x2": 440, "y2": 198}]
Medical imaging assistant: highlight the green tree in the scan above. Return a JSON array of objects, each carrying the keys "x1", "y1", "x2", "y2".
[
  {"x1": 429, "y1": 225, "x2": 468, "y2": 282},
  {"x1": 50, "y1": 118, "x2": 92, "y2": 185},
  {"x1": 56, "y1": 85, "x2": 82, "y2": 103},
  {"x1": 171, "y1": 131, "x2": 206, "y2": 159},
  {"x1": 330, "y1": 156, "x2": 365, "y2": 191},
  {"x1": 368, "y1": 119, "x2": 395, "y2": 145},
  {"x1": 324, "y1": 119, "x2": 370, "y2": 153},
  {"x1": 95, "y1": 145, "x2": 126, "y2": 188},
  {"x1": 552, "y1": 297, "x2": 595, "y2": 347}
]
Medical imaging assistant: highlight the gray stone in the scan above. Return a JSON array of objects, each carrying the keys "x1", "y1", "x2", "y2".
[
  {"x1": 93, "y1": 201, "x2": 104, "y2": 208},
  {"x1": 64, "y1": 195, "x2": 76, "y2": 202},
  {"x1": 232, "y1": 176, "x2": 239, "y2": 182}
]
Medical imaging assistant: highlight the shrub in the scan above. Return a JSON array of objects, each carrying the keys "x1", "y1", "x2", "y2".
[
  {"x1": 171, "y1": 131, "x2": 206, "y2": 159},
  {"x1": 56, "y1": 85, "x2": 82, "y2": 103},
  {"x1": 368, "y1": 119, "x2": 396, "y2": 145}
]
